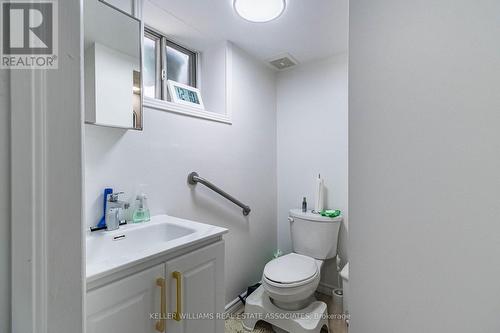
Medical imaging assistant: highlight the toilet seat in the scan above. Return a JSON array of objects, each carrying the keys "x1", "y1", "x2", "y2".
[
  {"x1": 261, "y1": 253, "x2": 322, "y2": 311},
  {"x1": 263, "y1": 253, "x2": 319, "y2": 287}
]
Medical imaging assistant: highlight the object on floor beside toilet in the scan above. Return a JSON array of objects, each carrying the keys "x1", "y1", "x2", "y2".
[
  {"x1": 332, "y1": 288, "x2": 343, "y2": 315},
  {"x1": 340, "y1": 263, "x2": 349, "y2": 316},
  {"x1": 238, "y1": 282, "x2": 262, "y2": 305},
  {"x1": 313, "y1": 174, "x2": 324, "y2": 213},
  {"x1": 243, "y1": 286, "x2": 329, "y2": 333},
  {"x1": 302, "y1": 197, "x2": 307, "y2": 212},
  {"x1": 273, "y1": 249, "x2": 283, "y2": 259}
]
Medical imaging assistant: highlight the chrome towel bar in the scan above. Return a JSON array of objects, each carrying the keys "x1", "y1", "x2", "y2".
[{"x1": 187, "y1": 172, "x2": 251, "y2": 216}]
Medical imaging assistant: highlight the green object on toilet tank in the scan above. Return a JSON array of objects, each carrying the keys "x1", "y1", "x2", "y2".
[{"x1": 319, "y1": 209, "x2": 341, "y2": 218}]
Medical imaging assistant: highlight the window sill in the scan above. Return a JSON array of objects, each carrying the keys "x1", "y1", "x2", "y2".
[{"x1": 144, "y1": 97, "x2": 232, "y2": 124}]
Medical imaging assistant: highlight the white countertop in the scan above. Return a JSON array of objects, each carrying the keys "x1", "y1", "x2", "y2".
[{"x1": 86, "y1": 214, "x2": 228, "y2": 283}]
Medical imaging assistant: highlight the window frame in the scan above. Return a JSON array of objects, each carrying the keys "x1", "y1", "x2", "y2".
[
  {"x1": 165, "y1": 39, "x2": 197, "y2": 89},
  {"x1": 143, "y1": 29, "x2": 162, "y2": 99},
  {"x1": 144, "y1": 26, "x2": 198, "y2": 101}
]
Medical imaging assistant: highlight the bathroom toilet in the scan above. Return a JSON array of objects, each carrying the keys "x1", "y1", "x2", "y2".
[
  {"x1": 262, "y1": 209, "x2": 342, "y2": 311},
  {"x1": 244, "y1": 209, "x2": 342, "y2": 333},
  {"x1": 262, "y1": 253, "x2": 322, "y2": 310}
]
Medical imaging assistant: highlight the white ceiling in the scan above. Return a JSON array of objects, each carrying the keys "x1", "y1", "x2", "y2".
[{"x1": 146, "y1": 0, "x2": 348, "y2": 66}]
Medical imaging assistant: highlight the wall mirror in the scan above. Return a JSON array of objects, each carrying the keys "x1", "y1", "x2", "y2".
[{"x1": 84, "y1": 0, "x2": 143, "y2": 130}]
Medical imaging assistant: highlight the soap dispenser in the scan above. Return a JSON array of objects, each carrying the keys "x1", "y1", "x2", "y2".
[{"x1": 132, "y1": 194, "x2": 150, "y2": 223}]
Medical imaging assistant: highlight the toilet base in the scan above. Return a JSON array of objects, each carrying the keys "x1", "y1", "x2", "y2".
[{"x1": 242, "y1": 286, "x2": 329, "y2": 333}]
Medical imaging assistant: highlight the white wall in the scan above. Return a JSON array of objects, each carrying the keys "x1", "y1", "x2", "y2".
[
  {"x1": 276, "y1": 54, "x2": 348, "y2": 290},
  {"x1": 85, "y1": 45, "x2": 277, "y2": 303},
  {"x1": 0, "y1": 69, "x2": 11, "y2": 333},
  {"x1": 349, "y1": 1, "x2": 500, "y2": 332}
]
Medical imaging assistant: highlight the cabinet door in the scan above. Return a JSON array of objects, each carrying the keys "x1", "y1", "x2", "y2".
[
  {"x1": 87, "y1": 264, "x2": 165, "y2": 333},
  {"x1": 166, "y1": 241, "x2": 225, "y2": 333}
]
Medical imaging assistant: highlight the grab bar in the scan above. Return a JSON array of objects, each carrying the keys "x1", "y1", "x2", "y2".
[{"x1": 187, "y1": 172, "x2": 251, "y2": 216}]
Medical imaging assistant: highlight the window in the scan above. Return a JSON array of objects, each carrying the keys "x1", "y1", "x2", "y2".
[
  {"x1": 143, "y1": 31, "x2": 161, "y2": 99},
  {"x1": 143, "y1": 27, "x2": 197, "y2": 100},
  {"x1": 142, "y1": 29, "x2": 232, "y2": 124}
]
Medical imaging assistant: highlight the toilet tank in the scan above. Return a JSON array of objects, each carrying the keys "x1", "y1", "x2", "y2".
[{"x1": 289, "y1": 209, "x2": 342, "y2": 259}]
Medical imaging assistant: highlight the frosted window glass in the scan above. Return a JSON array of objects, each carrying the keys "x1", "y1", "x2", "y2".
[
  {"x1": 143, "y1": 36, "x2": 156, "y2": 98},
  {"x1": 166, "y1": 46, "x2": 192, "y2": 86}
]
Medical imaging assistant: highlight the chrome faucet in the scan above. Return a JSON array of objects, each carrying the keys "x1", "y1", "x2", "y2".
[{"x1": 105, "y1": 192, "x2": 130, "y2": 231}]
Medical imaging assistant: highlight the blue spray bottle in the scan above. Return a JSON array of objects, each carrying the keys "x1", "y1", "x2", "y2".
[{"x1": 96, "y1": 188, "x2": 113, "y2": 228}]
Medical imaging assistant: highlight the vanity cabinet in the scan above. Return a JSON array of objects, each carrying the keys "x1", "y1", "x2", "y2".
[
  {"x1": 86, "y1": 264, "x2": 164, "y2": 333},
  {"x1": 86, "y1": 241, "x2": 225, "y2": 333},
  {"x1": 165, "y1": 241, "x2": 225, "y2": 333}
]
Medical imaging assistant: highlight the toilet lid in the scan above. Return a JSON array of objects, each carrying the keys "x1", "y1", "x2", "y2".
[{"x1": 263, "y1": 253, "x2": 318, "y2": 284}]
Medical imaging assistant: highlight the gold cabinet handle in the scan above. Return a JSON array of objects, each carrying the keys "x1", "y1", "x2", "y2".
[
  {"x1": 172, "y1": 271, "x2": 182, "y2": 321},
  {"x1": 155, "y1": 278, "x2": 166, "y2": 332}
]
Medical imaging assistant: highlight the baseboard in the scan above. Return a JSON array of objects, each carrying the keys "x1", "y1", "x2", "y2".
[{"x1": 225, "y1": 290, "x2": 247, "y2": 314}]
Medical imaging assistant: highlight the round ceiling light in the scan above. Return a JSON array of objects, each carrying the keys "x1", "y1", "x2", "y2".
[{"x1": 233, "y1": 0, "x2": 286, "y2": 23}]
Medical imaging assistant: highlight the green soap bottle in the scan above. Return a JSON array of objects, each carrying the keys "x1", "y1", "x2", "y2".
[{"x1": 132, "y1": 193, "x2": 150, "y2": 223}]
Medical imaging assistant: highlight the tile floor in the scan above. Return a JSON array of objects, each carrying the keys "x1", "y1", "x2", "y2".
[{"x1": 224, "y1": 292, "x2": 348, "y2": 333}]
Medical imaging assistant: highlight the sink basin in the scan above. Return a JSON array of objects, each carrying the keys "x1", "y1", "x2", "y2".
[
  {"x1": 86, "y1": 220, "x2": 195, "y2": 265},
  {"x1": 86, "y1": 214, "x2": 227, "y2": 282}
]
